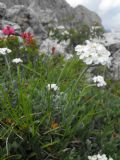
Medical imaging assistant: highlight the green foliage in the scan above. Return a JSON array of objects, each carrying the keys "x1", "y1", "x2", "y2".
[
  {"x1": 48, "y1": 24, "x2": 104, "y2": 53},
  {"x1": 0, "y1": 34, "x2": 119, "y2": 160},
  {"x1": 0, "y1": 35, "x2": 39, "y2": 62},
  {"x1": 48, "y1": 27, "x2": 69, "y2": 43},
  {"x1": 69, "y1": 25, "x2": 91, "y2": 47}
]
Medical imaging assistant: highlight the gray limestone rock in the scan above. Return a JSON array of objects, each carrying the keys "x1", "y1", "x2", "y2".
[
  {"x1": 6, "y1": 5, "x2": 47, "y2": 38},
  {"x1": 0, "y1": 0, "x2": 102, "y2": 29},
  {"x1": 108, "y1": 43, "x2": 120, "y2": 80},
  {"x1": 74, "y1": 5, "x2": 102, "y2": 27},
  {"x1": 0, "y1": 2, "x2": 6, "y2": 18},
  {"x1": 2, "y1": 20, "x2": 21, "y2": 34}
]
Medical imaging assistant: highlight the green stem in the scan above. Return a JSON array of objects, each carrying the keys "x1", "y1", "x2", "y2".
[
  {"x1": 67, "y1": 66, "x2": 89, "y2": 104},
  {"x1": 21, "y1": 64, "x2": 41, "y2": 76},
  {"x1": 4, "y1": 55, "x2": 12, "y2": 84},
  {"x1": 17, "y1": 65, "x2": 21, "y2": 85},
  {"x1": 57, "y1": 61, "x2": 68, "y2": 83}
]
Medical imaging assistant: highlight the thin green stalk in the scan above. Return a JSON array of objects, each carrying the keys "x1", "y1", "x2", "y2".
[
  {"x1": 6, "y1": 126, "x2": 13, "y2": 156},
  {"x1": 4, "y1": 55, "x2": 12, "y2": 84},
  {"x1": 57, "y1": 61, "x2": 68, "y2": 83},
  {"x1": 21, "y1": 64, "x2": 41, "y2": 76},
  {"x1": 17, "y1": 65, "x2": 21, "y2": 85},
  {"x1": 57, "y1": 58, "x2": 79, "y2": 84},
  {"x1": 67, "y1": 66, "x2": 89, "y2": 104}
]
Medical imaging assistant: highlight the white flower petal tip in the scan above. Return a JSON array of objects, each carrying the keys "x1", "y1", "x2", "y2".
[
  {"x1": 12, "y1": 58, "x2": 23, "y2": 64},
  {"x1": 92, "y1": 75, "x2": 107, "y2": 87},
  {"x1": 88, "y1": 153, "x2": 113, "y2": 160},
  {"x1": 47, "y1": 84, "x2": 59, "y2": 91}
]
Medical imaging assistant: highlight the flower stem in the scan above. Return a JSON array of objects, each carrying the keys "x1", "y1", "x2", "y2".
[
  {"x1": 17, "y1": 65, "x2": 21, "y2": 85},
  {"x1": 67, "y1": 66, "x2": 89, "y2": 104},
  {"x1": 4, "y1": 55, "x2": 13, "y2": 84}
]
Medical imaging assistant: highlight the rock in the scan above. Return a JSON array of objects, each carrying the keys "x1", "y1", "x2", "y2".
[
  {"x1": 29, "y1": 0, "x2": 102, "y2": 28},
  {"x1": 6, "y1": 5, "x2": 47, "y2": 38},
  {"x1": 73, "y1": 5, "x2": 102, "y2": 27},
  {"x1": 0, "y1": 2, "x2": 6, "y2": 18},
  {"x1": 0, "y1": 0, "x2": 102, "y2": 30},
  {"x1": 103, "y1": 32, "x2": 120, "y2": 46},
  {"x1": 2, "y1": 20, "x2": 21, "y2": 34},
  {"x1": 25, "y1": 27, "x2": 34, "y2": 35},
  {"x1": 107, "y1": 43, "x2": 120, "y2": 80},
  {"x1": 109, "y1": 43, "x2": 120, "y2": 55},
  {"x1": 110, "y1": 49, "x2": 120, "y2": 80},
  {"x1": 0, "y1": 0, "x2": 30, "y2": 7},
  {"x1": 33, "y1": 9, "x2": 57, "y2": 26}
]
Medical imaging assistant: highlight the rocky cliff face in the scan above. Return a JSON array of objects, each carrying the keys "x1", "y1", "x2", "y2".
[
  {"x1": 0, "y1": 0, "x2": 30, "y2": 7},
  {"x1": 0, "y1": 0, "x2": 102, "y2": 29},
  {"x1": 0, "y1": 0, "x2": 102, "y2": 44},
  {"x1": 74, "y1": 5, "x2": 101, "y2": 27}
]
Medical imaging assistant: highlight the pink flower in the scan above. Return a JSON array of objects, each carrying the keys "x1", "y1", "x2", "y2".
[{"x1": 2, "y1": 25, "x2": 15, "y2": 35}]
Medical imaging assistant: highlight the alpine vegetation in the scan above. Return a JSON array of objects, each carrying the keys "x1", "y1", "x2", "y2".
[{"x1": 0, "y1": 1, "x2": 119, "y2": 159}]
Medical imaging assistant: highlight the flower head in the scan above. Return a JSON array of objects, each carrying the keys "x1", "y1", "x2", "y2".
[
  {"x1": 40, "y1": 38, "x2": 69, "y2": 54},
  {"x1": 0, "y1": 48, "x2": 12, "y2": 55},
  {"x1": 92, "y1": 75, "x2": 107, "y2": 87},
  {"x1": 88, "y1": 153, "x2": 113, "y2": 160},
  {"x1": 21, "y1": 32, "x2": 34, "y2": 45},
  {"x1": 47, "y1": 84, "x2": 59, "y2": 91},
  {"x1": 12, "y1": 58, "x2": 23, "y2": 64},
  {"x1": 2, "y1": 25, "x2": 15, "y2": 35},
  {"x1": 75, "y1": 41, "x2": 112, "y2": 67}
]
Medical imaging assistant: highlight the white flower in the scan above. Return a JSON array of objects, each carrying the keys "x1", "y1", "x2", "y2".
[
  {"x1": 49, "y1": 31, "x2": 54, "y2": 36},
  {"x1": 40, "y1": 38, "x2": 69, "y2": 54},
  {"x1": 47, "y1": 84, "x2": 59, "y2": 91},
  {"x1": 61, "y1": 30, "x2": 69, "y2": 36},
  {"x1": 56, "y1": 25, "x2": 65, "y2": 30},
  {"x1": 92, "y1": 75, "x2": 107, "y2": 87},
  {"x1": 88, "y1": 153, "x2": 113, "y2": 160},
  {"x1": 65, "y1": 54, "x2": 73, "y2": 60},
  {"x1": 0, "y1": 48, "x2": 12, "y2": 55},
  {"x1": 12, "y1": 58, "x2": 23, "y2": 64},
  {"x1": 75, "y1": 42, "x2": 112, "y2": 67}
]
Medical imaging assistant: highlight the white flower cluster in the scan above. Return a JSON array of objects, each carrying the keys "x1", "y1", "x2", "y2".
[
  {"x1": 91, "y1": 26, "x2": 102, "y2": 30},
  {"x1": 0, "y1": 48, "x2": 12, "y2": 55},
  {"x1": 0, "y1": 48, "x2": 23, "y2": 65},
  {"x1": 40, "y1": 38, "x2": 70, "y2": 54},
  {"x1": 92, "y1": 76, "x2": 106, "y2": 87},
  {"x1": 47, "y1": 84, "x2": 59, "y2": 91},
  {"x1": 75, "y1": 41, "x2": 112, "y2": 67},
  {"x1": 88, "y1": 153, "x2": 113, "y2": 160},
  {"x1": 12, "y1": 58, "x2": 23, "y2": 64},
  {"x1": 61, "y1": 30, "x2": 69, "y2": 36},
  {"x1": 56, "y1": 25, "x2": 65, "y2": 30}
]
